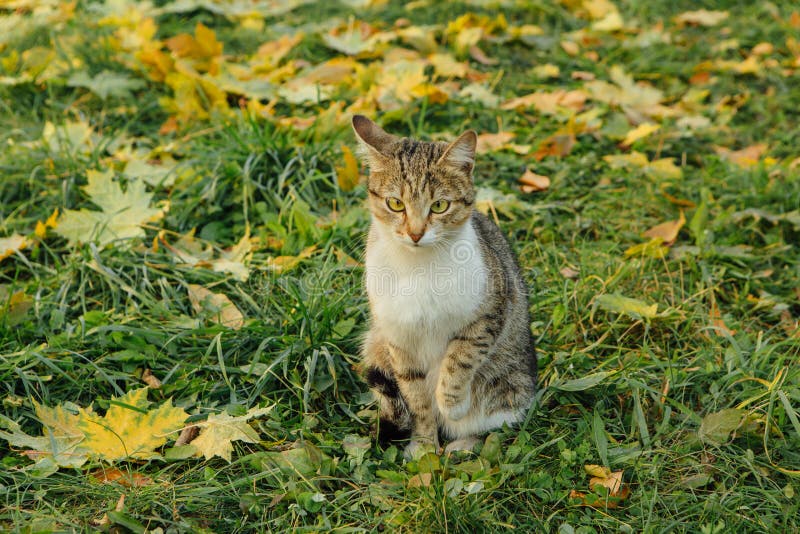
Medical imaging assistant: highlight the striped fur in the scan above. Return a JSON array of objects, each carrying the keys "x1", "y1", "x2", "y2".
[{"x1": 353, "y1": 115, "x2": 537, "y2": 456}]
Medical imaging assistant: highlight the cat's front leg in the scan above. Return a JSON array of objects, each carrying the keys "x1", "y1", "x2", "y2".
[
  {"x1": 388, "y1": 345, "x2": 438, "y2": 458},
  {"x1": 436, "y1": 324, "x2": 498, "y2": 421}
]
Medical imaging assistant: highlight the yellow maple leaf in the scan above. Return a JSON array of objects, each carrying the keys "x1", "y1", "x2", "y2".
[
  {"x1": 0, "y1": 389, "x2": 188, "y2": 468},
  {"x1": 621, "y1": 122, "x2": 660, "y2": 146},
  {"x1": 77, "y1": 388, "x2": 187, "y2": 461},
  {"x1": 190, "y1": 406, "x2": 272, "y2": 462},
  {"x1": 55, "y1": 169, "x2": 163, "y2": 247}
]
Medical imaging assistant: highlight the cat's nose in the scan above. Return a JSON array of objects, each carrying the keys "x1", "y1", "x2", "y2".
[{"x1": 409, "y1": 232, "x2": 424, "y2": 243}]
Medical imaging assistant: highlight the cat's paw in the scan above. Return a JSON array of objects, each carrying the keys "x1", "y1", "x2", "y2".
[
  {"x1": 444, "y1": 437, "x2": 479, "y2": 455},
  {"x1": 403, "y1": 438, "x2": 437, "y2": 460},
  {"x1": 436, "y1": 385, "x2": 471, "y2": 422}
]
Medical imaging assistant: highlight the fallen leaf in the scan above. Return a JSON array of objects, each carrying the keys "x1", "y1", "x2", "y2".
[
  {"x1": 533, "y1": 133, "x2": 576, "y2": 160},
  {"x1": 561, "y1": 41, "x2": 579, "y2": 56},
  {"x1": 476, "y1": 131, "x2": 515, "y2": 153},
  {"x1": 266, "y1": 245, "x2": 317, "y2": 273},
  {"x1": 643, "y1": 211, "x2": 685, "y2": 244},
  {"x1": 191, "y1": 406, "x2": 272, "y2": 462},
  {"x1": 90, "y1": 468, "x2": 153, "y2": 487},
  {"x1": 604, "y1": 152, "x2": 682, "y2": 179},
  {"x1": 621, "y1": 122, "x2": 660, "y2": 146},
  {"x1": 336, "y1": 145, "x2": 360, "y2": 191},
  {"x1": 187, "y1": 284, "x2": 245, "y2": 329},
  {"x1": 560, "y1": 266, "x2": 580, "y2": 279},
  {"x1": 708, "y1": 296, "x2": 735, "y2": 337},
  {"x1": 141, "y1": 369, "x2": 162, "y2": 389},
  {"x1": 67, "y1": 70, "x2": 146, "y2": 100},
  {"x1": 698, "y1": 408, "x2": 750, "y2": 445},
  {"x1": 501, "y1": 89, "x2": 586, "y2": 115},
  {"x1": 469, "y1": 45, "x2": 497, "y2": 65},
  {"x1": 752, "y1": 42, "x2": 773, "y2": 56},
  {"x1": 0, "y1": 388, "x2": 188, "y2": 469},
  {"x1": 624, "y1": 238, "x2": 669, "y2": 259},
  {"x1": 518, "y1": 169, "x2": 551, "y2": 193},
  {"x1": 55, "y1": 169, "x2": 162, "y2": 247},
  {"x1": 595, "y1": 293, "x2": 657, "y2": 320},
  {"x1": 674, "y1": 9, "x2": 729, "y2": 27},
  {"x1": 0, "y1": 288, "x2": 33, "y2": 326},
  {"x1": 532, "y1": 63, "x2": 560, "y2": 79},
  {"x1": 714, "y1": 144, "x2": 767, "y2": 167},
  {"x1": 0, "y1": 234, "x2": 27, "y2": 262},
  {"x1": 407, "y1": 472, "x2": 433, "y2": 488},
  {"x1": 35, "y1": 208, "x2": 59, "y2": 238}
]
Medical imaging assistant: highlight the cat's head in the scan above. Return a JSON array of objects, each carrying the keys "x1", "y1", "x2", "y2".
[{"x1": 352, "y1": 115, "x2": 477, "y2": 249}]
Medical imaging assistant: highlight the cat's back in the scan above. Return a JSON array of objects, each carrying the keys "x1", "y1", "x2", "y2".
[{"x1": 470, "y1": 211, "x2": 527, "y2": 295}]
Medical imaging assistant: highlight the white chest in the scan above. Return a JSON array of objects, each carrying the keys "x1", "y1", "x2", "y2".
[{"x1": 365, "y1": 221, "x2": 487, "y2": 368}]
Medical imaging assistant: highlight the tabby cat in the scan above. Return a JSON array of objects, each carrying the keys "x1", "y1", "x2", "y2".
[{"x1": 352, "y1": 115, "x2": 537, "y2": 456}]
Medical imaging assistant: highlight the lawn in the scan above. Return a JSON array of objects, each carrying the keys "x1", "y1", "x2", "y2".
[{"x1": 1, "y1": 0, "x2": 799, "y2": 532}]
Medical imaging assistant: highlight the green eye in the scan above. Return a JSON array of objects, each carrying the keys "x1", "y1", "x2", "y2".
[
  {"x1": 430, "y1": 199, "x2": 450, "y2": 214},
  {"x1": 386, "y1": 197, "x2": 405, "y2": 212}
]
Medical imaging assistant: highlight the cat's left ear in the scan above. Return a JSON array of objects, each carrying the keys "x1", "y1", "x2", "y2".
[
  {"x1": 352, "y1": 115, "x2": 395, "y2": 172},
  {"x1": 438, "y1": 130, "x2": 477, "y2": 175}
]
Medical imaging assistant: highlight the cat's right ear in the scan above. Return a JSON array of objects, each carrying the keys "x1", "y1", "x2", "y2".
[{"x1": 352, "y1": 115, "x2": 394, "y2": 171}]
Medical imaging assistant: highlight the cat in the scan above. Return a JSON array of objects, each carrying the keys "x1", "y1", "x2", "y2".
[{"x1": 352, "y1": 115, "x2": 537, "y2": 457}]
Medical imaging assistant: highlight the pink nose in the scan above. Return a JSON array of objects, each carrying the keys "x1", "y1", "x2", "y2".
[{"x1": 409, "y1": 232, "x2": 424, "y2": 243}]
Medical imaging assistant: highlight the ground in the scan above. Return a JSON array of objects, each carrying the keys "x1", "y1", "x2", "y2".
[{"x1": 1, "y1": 0, "x2": 799, "y2": 532}]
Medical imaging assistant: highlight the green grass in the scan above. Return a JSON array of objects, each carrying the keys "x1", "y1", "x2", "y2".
[{"x1": 2, "y1": 1, "x2": 800, "y2": 532}]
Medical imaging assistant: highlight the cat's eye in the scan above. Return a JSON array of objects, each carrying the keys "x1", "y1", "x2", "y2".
[
  {"x1": 386, "y1": 197, "x2": 405, "y2": 212},
  {"x1": 430, "y1": 199, "x2": 450, "y2": 214}
]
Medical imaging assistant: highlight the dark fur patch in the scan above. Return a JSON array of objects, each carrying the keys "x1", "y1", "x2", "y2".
[
  {"x1": 397, "y1": 369, "x2": 426, "y2": 381},
  {"x1": 377, "y1": 418, "x2": 412, "y2": 447},
  {"x1": 365, "y1": 366, "x2": 400, "y2": 399}
]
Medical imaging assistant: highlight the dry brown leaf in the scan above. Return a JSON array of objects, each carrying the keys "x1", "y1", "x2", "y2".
[
  {"x1": 90, "y1": 468, "x2": 153, "y2": 487},
  {"x1": 643, "y1": 211, "x2": 685, "y2": 244},
  {"x1": 709, "y1": 297, "x2": 735, "y2": 337},
  {"x1": 469, "y1": 45, "x2": 498, "y2": 65},
  {"x1": 752, "y1": 42, "x2": 774, "y2": 56},
  {"x1": 560, "y1": 266, "x2": 580, "y2": 279},
  {"x1": 714, "y1": 144, "x2": 768, "y2": 167},
  {"x1": 476, "y1": 132, "x2": 515, "y2": 153},
  {"x1": 561, "y1": 41, "x2": 579, "y2": 55},
  {"x1": 187, "y1": 284, "x2": 245, "y2": 330},
  {"x1": 589, "y1": 470, "x2": 623, "y2": 495},
  {"x1": 174, "y1": 425, "x2": 200, "y2": 447},
  {"x1": 141, "y1": 369, "x2": 162, "y2": 389},
  {"x1": 501, "y1": 90, "x2": 586, "y2": 115},
  {"x1": 518, "y1": 169, "x2": 551, "y2": 193},
  {"x1": 407, "y1": 472, "x2": 433, "y2": 487},
  {"x1": 266, "y1": 245, "x2": 317, "y2": 273},
  {"x1": 571, "y1": 70, "x2": 596, "y2": 81},
  {"x1": 534, "y1": 133, "x2": 576, "y2": 160}
]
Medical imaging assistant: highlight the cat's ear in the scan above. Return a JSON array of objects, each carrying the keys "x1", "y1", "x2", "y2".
[
  {"x1": 438, "y1": 130, "x2": 477, "y2": 175},
  {"x1": 352, "y1": 115, "x2": 394, "y2": 171}
]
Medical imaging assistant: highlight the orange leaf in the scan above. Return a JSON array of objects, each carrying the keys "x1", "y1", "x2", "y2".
[
  {"x1": 714, "y1": 144, "x2": 768, "y2": 167},
  {"x1": 90, "y1": 468, "x2": 153, "y2": 487},
  {"x1": 476, "y1": 132, "x2": 515, "y2": 153},
  {"x1": 643, "y1": 211, "x2": 686, "y2": 244},
  {"x1": 518, "y1": 169, "x2": 551, "y2": 193}
]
